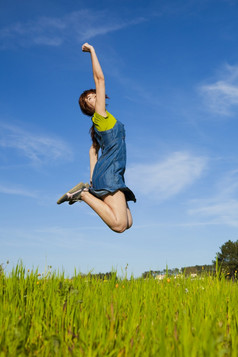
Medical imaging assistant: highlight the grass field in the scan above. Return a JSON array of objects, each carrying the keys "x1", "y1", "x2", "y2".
[{"x1": 1, "y1": 264, "x2": 238, "y2": 356}]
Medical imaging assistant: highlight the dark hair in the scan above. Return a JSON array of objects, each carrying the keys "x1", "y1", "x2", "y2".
[
  {"x1": 79, "y1": 89, "x2": 96, "y2": 117},
  {"x1": 78, "y1": 89, "x2": 109, "y2": 153}
]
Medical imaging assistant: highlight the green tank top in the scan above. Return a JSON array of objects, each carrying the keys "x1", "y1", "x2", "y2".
[{"x1": 92, "y1": 111, "x2": 117, "y2": 131}]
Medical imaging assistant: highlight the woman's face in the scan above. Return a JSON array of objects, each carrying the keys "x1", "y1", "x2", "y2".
[{"x1": 86, "y1": 93, "x2": 96, "y2": 111}]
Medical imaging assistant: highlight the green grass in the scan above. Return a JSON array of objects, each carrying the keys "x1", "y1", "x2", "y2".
[{"x1": 1, "y1": 264, "x2": 238, "y2": 356}]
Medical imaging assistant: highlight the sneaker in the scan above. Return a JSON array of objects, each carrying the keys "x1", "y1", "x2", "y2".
[
  {"x1": 68, "y1": 183, "x2": 90, "y2": 205},
  {"x1": 57, "y1": 182, "x2": 86, "y2": 204}
]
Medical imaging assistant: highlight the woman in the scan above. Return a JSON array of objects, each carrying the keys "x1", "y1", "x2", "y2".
[{"x1": 57, "y1": 43, "x2": 136, "y2": 233}]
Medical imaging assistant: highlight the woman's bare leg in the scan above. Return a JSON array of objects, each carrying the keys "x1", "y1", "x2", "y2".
[
  {"x1": 126, "y1": 205, "x2": 133, "y2": 230},
  {"x1": 80, "y1": 190, "x2": 132, "y2": 233}
]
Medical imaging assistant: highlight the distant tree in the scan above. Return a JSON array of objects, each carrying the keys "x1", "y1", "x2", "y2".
[
  {"x1": 181, "y1": 264, "x2": 215, "y2": 276},
  {"x1": 181, "y1": 266, "x2": 198, "y2": 275},
  {"x1": 142, "y1": 270, "x2": 155, "y2": 279},
  {"x1": 214, "y1": 240, "x2": 238, "y2": 279},
  {"x1": 142, "y1": 270, "x2": 168, "y2": 278},
  {"x1": 87, "y1": 271, "x2": 117, "y2": 280}
]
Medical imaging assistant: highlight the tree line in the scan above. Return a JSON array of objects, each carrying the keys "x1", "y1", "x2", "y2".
[{"x1": 142, "y1": 240, "x2": 238, "y2": 279}]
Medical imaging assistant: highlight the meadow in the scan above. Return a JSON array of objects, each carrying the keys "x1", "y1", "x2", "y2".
[{"x1": 1, "y1": 264, "x2": 238, "y2": 356}]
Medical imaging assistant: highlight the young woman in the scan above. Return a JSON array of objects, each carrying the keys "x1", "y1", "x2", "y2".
[{"x1": 57, "y1": 43, "x2": 136, "y2": 233}]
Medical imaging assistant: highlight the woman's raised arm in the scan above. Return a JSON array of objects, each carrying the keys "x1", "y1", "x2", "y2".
[{"x1": 82, "y1": 43, "x2": 107, "y2": 117}]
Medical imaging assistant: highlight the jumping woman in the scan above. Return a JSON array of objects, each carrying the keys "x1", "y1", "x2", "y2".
[{"x1": 57, "y1": 43, "x2": 136, "y2": 233}]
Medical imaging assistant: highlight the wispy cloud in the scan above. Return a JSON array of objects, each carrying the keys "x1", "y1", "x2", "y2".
[
  {"x1": 189, "y1": 199, "x2": 238, "y2": 227},
  {"x1": 199, "y1": 64, "x2": 238, "y2": 116},
  {"x1": 0, "y1": 122, "x2": 73, "y2": 165},
  {"x1": 127, "y1": 151, "x2": 207, "y2": 201},
  {"x1": 0, "y1": 225, "x2": 110, "y2": 250},
  {"x1": 0, "y1": 184, "x2": 38, "y2": 198},
  {"x1": 188, "y1": 169, "x2": 238, "y2": 227},
  {"x1": 80, "y1": 16, "x2": 145, "y2": 40},
  {"x1": 0, "y1": 10, "x2": 146, "y2": 49}
]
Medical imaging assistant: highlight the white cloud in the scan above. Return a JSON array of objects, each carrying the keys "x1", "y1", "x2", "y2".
[
  {"x1": 80, "y1": 17, "x2": 145, "y2": 40},
  {"x1": 0, "y1": 123, "x2": 73, "y2": 165},
  {"x1": 188, "y1": 170, "x2": 238, "y2": 227},
  {"x1": 126, "y1": 151, "x2": 207, "y2": 201},
  {"x1": 0, "y1": 10, "x2": 146, "y2": 49},
  {"x1": 199, "y1": 64, "x2": 238, "y2": 116},
  {"x1": 189, "y1": 199, "x2": 238, "y2": 227},
  {"x1": 0, "y1": 184, "x2": 38, "y2": 198}
]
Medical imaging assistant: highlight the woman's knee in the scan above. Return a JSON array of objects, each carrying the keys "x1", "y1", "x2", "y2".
[
  {"x1": 111, "y1": 221, "x2": 128, "y2": 233},
  {"x1": 112, "y1": 213, "x2": 133, "y2": 233}
]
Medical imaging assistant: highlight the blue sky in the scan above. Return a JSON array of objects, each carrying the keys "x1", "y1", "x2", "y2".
[{"x1": 1, "y1": 0, "x2": 238, "y2": 277}]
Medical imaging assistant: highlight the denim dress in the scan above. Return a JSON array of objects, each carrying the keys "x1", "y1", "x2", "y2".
[{"x1": 89, "y1": 120, "x2": 136, "y2": 202}]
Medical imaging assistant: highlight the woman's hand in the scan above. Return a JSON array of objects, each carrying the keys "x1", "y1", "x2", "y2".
[{"x1": 82, "y1": 43, "x2": 94, "y2": 52}]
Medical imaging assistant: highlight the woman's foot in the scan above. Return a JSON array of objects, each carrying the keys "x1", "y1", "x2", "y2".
[
  {"x1": 57, "y1": 182, "x2": 89, "y2": 204},
  {"x1": 68, "y1": 186, "x2": 89, "y2": 205}
]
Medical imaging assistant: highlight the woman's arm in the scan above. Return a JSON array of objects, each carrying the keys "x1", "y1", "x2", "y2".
[
  {"x1": 89, "y1": 145, "x2": 98, "y2": 185},
  {"x1": 82, "y1": 43, "x2": 107, "y2": 117}
]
